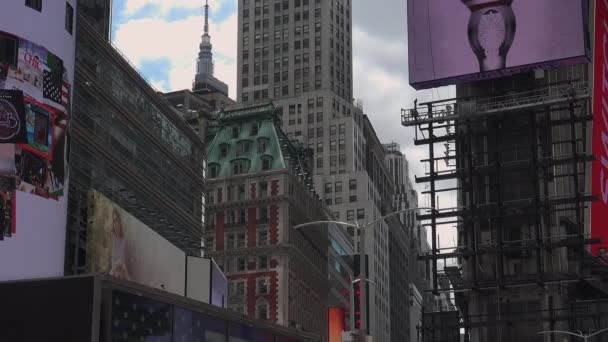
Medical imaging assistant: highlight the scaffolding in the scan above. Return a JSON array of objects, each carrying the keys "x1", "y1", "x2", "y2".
[{"x1": 402, "y1": 78, "x2": 608, "y2": 341}]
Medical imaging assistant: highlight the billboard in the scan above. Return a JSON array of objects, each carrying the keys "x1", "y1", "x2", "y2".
[
  {"x1": 210, "y1": 258, "x2": 228, "y2": 308},
  {"x1": 0, "y1": 1, "x2": 76, "y2": 281},
  {"x1": 328, "y1": 307, "x2": 345, "y2": 342},
  {"x1": 592, "y1": 0, "x2": 608, "y2": 257},
  {"x1": 186, "y1": 256, "x2": 227, "y2": 308},
  {"x1": 87, "y1": 191, "x2": 186, "y2": 296},
  {"x1": 407, "y1": 0, "x2": 590, "y2": 89}
]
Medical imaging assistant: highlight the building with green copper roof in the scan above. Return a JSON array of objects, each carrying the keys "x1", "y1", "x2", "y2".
[{"x1": 203, "y1": 102, "x2": 335, "y2": 338}]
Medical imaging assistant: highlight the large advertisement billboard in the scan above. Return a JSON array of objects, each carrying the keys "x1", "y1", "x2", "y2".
[
  {"x1": 407, "y1": 0, "x2": 590, "y2": 89},
  {"x1": 0, "y1": 2, "x2": 76, "y2": 281},
  {"x1": 592, "y1": 0, "x2": 608, "y2": 257},
  {"x1": 87, "y1": 191, "x2": 186, "y2": 295}
]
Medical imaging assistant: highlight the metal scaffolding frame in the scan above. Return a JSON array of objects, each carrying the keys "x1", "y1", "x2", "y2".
[{"x1": 402, "y1": 79, "x2": 608, "y2": 341}]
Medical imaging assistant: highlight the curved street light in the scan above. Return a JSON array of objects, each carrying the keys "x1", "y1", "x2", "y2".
[
  {"x1": 538, "y1": 328, "x2": 608, "y2": 342},
  {"x1": 293, "y1": 206, "x2": 435, "y2": 340}
]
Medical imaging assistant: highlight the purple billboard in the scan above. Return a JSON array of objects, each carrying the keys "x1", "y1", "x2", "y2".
[{"x1": 407, "y1": 0, "x2": 590, "y2": 89}]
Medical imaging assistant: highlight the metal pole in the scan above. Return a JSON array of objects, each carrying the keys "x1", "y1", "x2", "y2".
[{"x1": 359, "y1": 224, "x2": 367, "y2": 340}]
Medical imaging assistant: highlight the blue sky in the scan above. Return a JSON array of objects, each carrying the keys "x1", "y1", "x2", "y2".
[{"x1": 111, "y1": 0, "x2": 238, "y2": 94}]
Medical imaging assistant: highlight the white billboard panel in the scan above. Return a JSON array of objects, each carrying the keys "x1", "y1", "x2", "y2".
[{"x1": 0, "y1": 1, "x2": 76, "y2": 281}]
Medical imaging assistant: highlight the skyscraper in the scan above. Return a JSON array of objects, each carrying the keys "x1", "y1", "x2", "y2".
[
  {"x1": 237, "y1": 1, "x2": 392, "y2": 340},
  {"x1": 194, "y1": 0, "x2": 229, "y2": 97}
]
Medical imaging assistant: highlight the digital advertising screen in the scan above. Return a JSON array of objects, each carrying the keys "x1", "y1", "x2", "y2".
[
  {"x1": 87, "y1": 191, "x2": 187, "y2": 296},
  {"x1": 407, "y1": 0, "x2": 590, "y2": 89},
  {"x1": 592, "y1": 0, "x2": 608, "y2": 258},
  {"x1": 0, "y1": 1, "x2": 76, "y2": 281}
]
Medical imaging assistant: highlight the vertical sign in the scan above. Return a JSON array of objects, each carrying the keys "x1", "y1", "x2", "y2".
[
  {"x1": 593, "y1": 0, "x2": 608, "y2": 257},
  {"x1": 353, "y1": 255, "x2": 369, "y2": 333}
]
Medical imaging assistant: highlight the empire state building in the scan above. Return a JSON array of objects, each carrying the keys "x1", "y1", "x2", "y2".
[{"x1": 193, "y1": 0, "x2": 228, "y2": 97}]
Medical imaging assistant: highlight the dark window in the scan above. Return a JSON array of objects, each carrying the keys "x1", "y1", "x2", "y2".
[
  {"x1": 347, "y1": 210, "x2": 354, "y2": 220},
  {"x1": 0, "y1": 35, "x2": 18, "y2": 66},
  {"x1": 257, "y1": 304, "x2": 268, "y2": 320},
  {"x1": 25, "y1": 0, "x2": 42, "y2": 12},
  {"x1": 357, "y1": 209, "x2": 365, "y2": 219},
  {"x1": 258, "y1": 256, "x2": 268, "y2": 269},
  {"x1": 349, "y1": 179, "x2": 357, "y2": 190},
  {"x1": 258, "y1": 230, "x2": 268, "y2": 246},
  {"x1": 237, "y1": 257, "x2": 246, "y2": 271},
  {"x1": 262, "y1": 158, "x2": 272, "y2": 170},
  {"x1": 350, "y1": 195, "x2": 357, "y2": 202},
  {"x1": 65, "y1": 2, "x2": 74, "y2": 34}
]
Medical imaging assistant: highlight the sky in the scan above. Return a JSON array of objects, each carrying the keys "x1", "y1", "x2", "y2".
[{"x1": 110, "y1": 0, "x2": 457, "y2": 248}]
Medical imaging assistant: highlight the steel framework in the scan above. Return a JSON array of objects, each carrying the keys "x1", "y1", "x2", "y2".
[{"x1": 402, "y1": 78, "x2": 608, "y2": 341}]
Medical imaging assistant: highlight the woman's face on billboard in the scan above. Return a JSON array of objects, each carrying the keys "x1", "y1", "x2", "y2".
[{"x1": 112, "y1": 208, "x2": 123, "y2": 238}]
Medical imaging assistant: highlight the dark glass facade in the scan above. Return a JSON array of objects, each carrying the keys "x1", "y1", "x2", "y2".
[
  {"x1": 66, "y1": 14, "x2": 206, "y2": 273},
  {"x1": 77, "y1": 0, "x2": 113, "y2": 39}
]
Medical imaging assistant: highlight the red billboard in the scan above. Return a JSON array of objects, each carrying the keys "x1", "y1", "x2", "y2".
[
  {"x1": 328, "y1": 307, "x2": 345, "y2": 342},
  {"x1": 593, "y1": 0, "x2": 608, "y2": 257}
]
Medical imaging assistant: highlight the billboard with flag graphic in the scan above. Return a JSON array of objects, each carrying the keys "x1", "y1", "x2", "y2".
[{"x1": 0, "y1": 1, "x2": 75, "y2": 282}]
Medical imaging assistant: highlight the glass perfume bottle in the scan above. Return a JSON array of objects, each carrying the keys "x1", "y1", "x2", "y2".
[{"x1": 462, "y1": 0, "x2": 516, "y2": 71}]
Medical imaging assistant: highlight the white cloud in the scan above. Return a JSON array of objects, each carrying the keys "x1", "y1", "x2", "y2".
[
  {"x1": 123, "y1": 0, "x2": 227, "y2": 16},
  {"x1": 113, "y1": 9, "x2": 237, "y2": 99},
  {"x1": 352, "y1": 15, "x2": 457, "y2": 249}
]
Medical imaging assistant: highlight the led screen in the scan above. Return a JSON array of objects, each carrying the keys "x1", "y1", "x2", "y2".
[{"x1": 407, "y1": 0, "x2": 589, "y2": 89}]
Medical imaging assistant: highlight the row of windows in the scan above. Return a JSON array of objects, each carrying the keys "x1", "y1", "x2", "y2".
[
  {"x1": 218, "y1": 139, "x2": 268, "y2": 158},
  {"x1": 325, "y1": 179, "x2": 357, "y2": 193},
  {"x1": 206, "y1": 228, "x2": 268, "y2": 252},
  {"x1": 325, "y1": 195, "x2": 357, "y2": 205},
  {"x1": 208, "y1": 157, "x2": 273, "y2": 178},
  {"x1": 315, "y1": 155, "x2": 347, "y2": 168},
  {"x1": 228, "y1": 275, "x2": 271, "y2": 298},
  {"x1": 331, "y1": 208, "x2": 365, "y2": 221},
  {"x1": 222, "y1": 254, "x2": 270, "y2": 274}
]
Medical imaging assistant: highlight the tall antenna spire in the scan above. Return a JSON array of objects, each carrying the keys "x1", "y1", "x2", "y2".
[{"x1": 204, "y1": 0, "x2": 209, "y2": 36}]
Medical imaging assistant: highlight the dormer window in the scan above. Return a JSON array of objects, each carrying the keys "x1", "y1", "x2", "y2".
[
  {"x1": 209, "y1": 164, "x2": 220, "y2": 178},
  {"x1": 232, "y1": 159, "x2": 250, "y2": 175},
  {"x1": 261, "y1": 156, "x2": 273, "y2": 171},
  {"x1": 220, "y1": 144, "x2": 229, "y2": 158},
  {"x1": 251, "y1": 123, "x2": 259, "y2": 136},
  {"x1": 232, "y1": 126, "x2": 240, "y2": 139},
  {"x1": 236, "y1": 141, "x2": 252, "y2": 156},
  {"x1": 258, "y1": 138, "x2": 269, "y2": 153}
]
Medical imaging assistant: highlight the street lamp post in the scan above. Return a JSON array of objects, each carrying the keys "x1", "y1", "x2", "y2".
[
  {"x1": 294, "y1": 207, "x2": 434, "y2": 340},
  {"x1": 538, "y1": 328, "x2": 608, "y2": 342}
]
